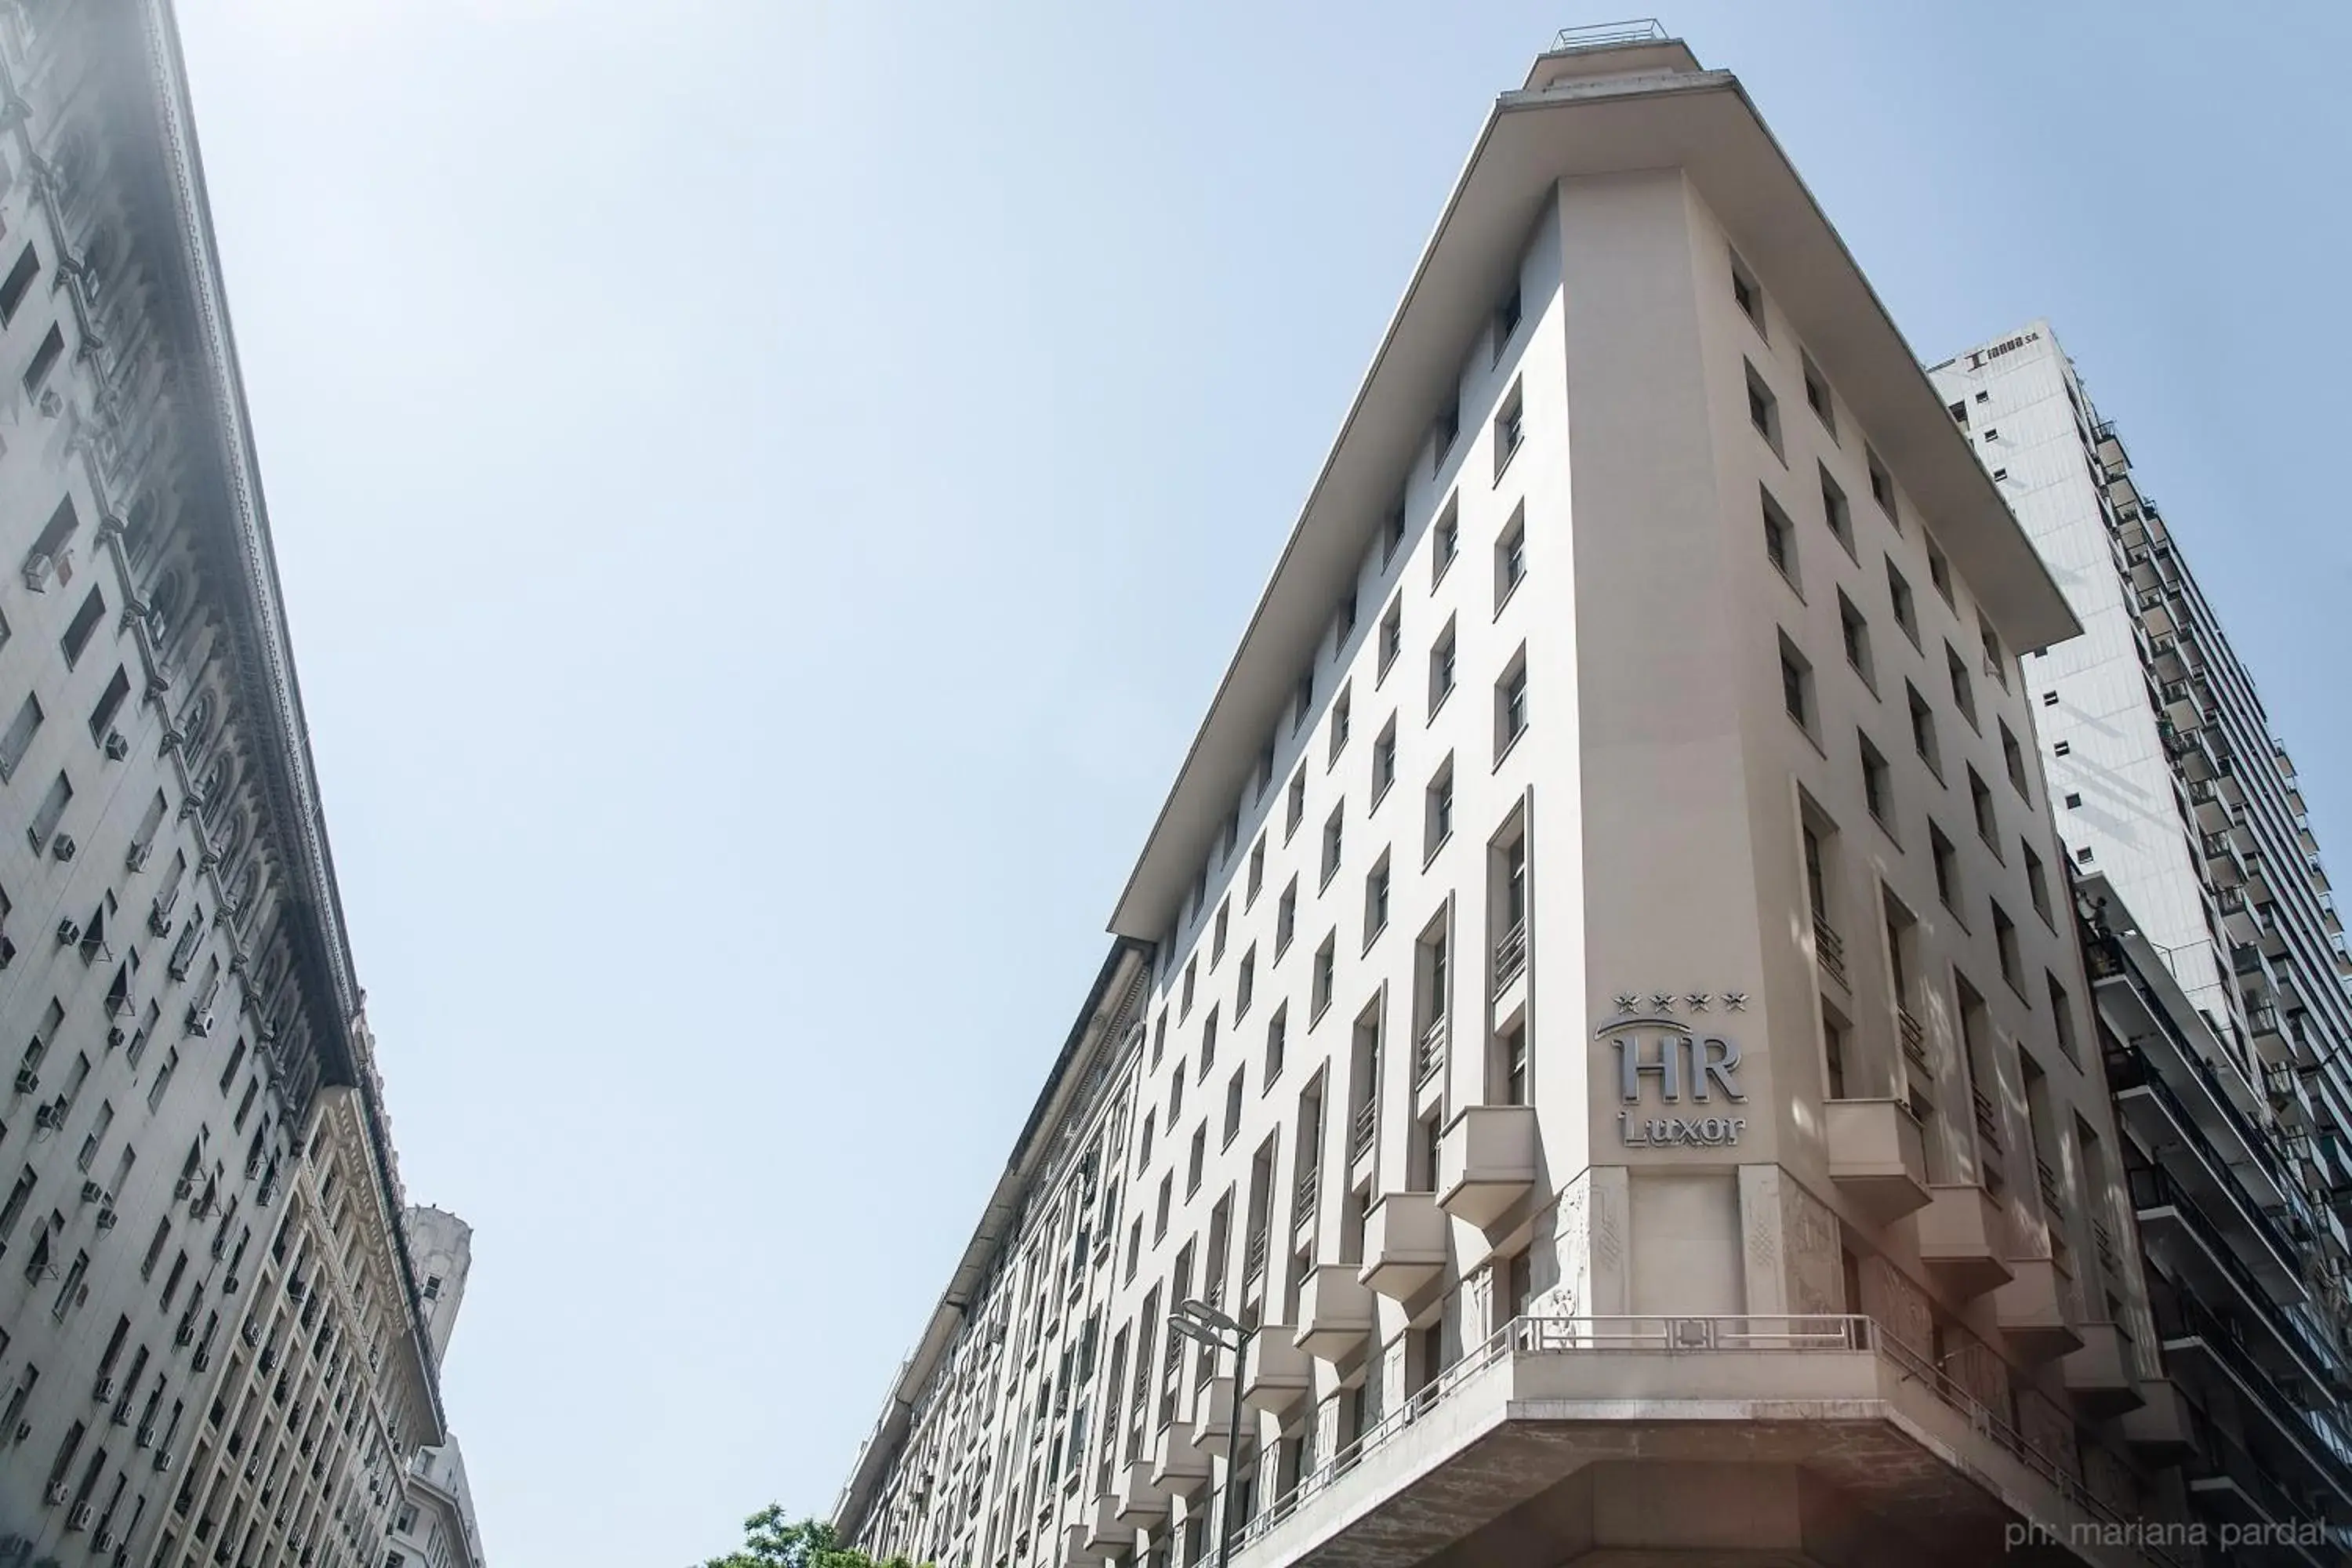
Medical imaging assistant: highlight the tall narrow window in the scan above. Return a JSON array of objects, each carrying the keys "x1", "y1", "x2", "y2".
[
  {"x1": 1370, "y1": 717, "x2": 1398, "y2": 803},
  {"x1": 1492, "y1": 380, "x2": 1525, "y2": 481},
  {"x1": 1276, "y1": 878, "x2": 1298, "y2": 956},
  {"x1": 1432, "y1": 394, "x2": 1461, "y2": 471},
  {"x1": 1762, "y1": 486, "x2": 1798, "y2": 586},
  {"x1": 1363, "y1": 855, "x2": 1392, "y2": 944},
  {"x1": 1866, "y1": 448, "x2": 1896, "y2": 521},
  {"x1": 23, "y1": 322, "x2": 64, "y2": 396},
  {"x1": 2000, "y1": 722, "x2": 2031, "y2": 800},
  {"x1": 1729, "y1": 249, "x2": 1763, "y2": 332},
  {"x1": 1494, "y1": 650, "x2": 1529, "y2": 758},
  {"x1": 1779, "y1": 634, "x2": 1814, "y2": 736},
  {"x1": 1432, "y1": 496, "x2": 1460, "y2": 583},
  {"x1": 60, "y1": 586, "x2": 105, "y2": 666},
  {"x1": 1886, "y1": 560, "x2": 1919, "y2": 647},
  {"x1": 1802, "y1": 353, "x2": 1835, "y2": 439},
  {"x1": 1930, "y1": 823, "x2": 1960, "y2": 915},
  {"x1": 1311, "y1": 935, "x2": 1336, "y2": 1021},
  {"x1": 1320, "y1": 806, "x2": 1345, "y2": 887},
  {"x1": 0, "y1": 693, "x2": 41, "y2": 781},
  {"x1": 1428, "y1": 620, "x2": 1457, "y2": 718},
  {"x1": 87, "y1": 666, "x2": 130, "y2": 743},
  {"x1": 1946, "y1": 644, "x2": 1978, "y2": 730},
  {"x1": 1328, "y1": 685, "x2": 1352, "y2": 766},
  {"x1": 1969, "y1": 768, "x2": 1999, "y2": 852},
  {"x1": 1495, "y1": 504, "x2": 1527, "y2": 608},
  {"x1": 1377, "y1": 598, "x2": 1403, "y2": 680},
  {"x1": 1926, "y1": 539, "x2": 1955, "y2": 606},
  {"x1": 1859, "y1": 732, "x2": 1893, "y2": 832},
  {"x1": 28, "y1": 771, "x2": 72, "y2": 853},
  {"x1": 1820, "y1": 466, "x2": 1854, "y2": 556},
  {"x1": 1745, "y1": 361, "x2": 1781, "y2": 456},
  {"x1": 1838, "y1": 592, "x2": 1873, "y2": 690},
  {"x1": 0, "y1": 244, "x2": 38, "y2": 324},
  {"x1": 1907, "y1": 683, "x2": 1940, "y2": 778}
]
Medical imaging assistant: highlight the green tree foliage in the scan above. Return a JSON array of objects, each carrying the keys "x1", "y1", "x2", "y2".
[{"x1": 699, "y1": 1506, "x2": 928, "y2": 1568}]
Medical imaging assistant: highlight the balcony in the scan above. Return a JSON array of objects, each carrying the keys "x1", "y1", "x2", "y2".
[
  {"x1": 2215, "y1": 885, "x2": 2261, "y2": 947},
  {"x1": 2201, "y1": 830, "x2": 2247, "y2": 888},
  {"x1": 1993, "y1": 1259, "x2": 2084, "y2": 1363},
  {"x1": 2181, "y1": 1421, "x2": 2338, "y2": 1567},
  {"x1": 1359, "y1": 1192, "x2": 1446, "y2": 1299},
  {"x1": 1240, "y1": 1331, "x2": 1312, "y2": 1414},
  {"x1": 1915, "y1": 1184, "x2": 2013, "y2": 1298},
  {"x1": 1229, "y1": 1314, "x2": 2179, "y2": 1568},
  {"x1": 2267, "y1": 1063, "x2": 2315, "y2": 1130},
  {"x1": 1348, "y1": 1101, "x2": 1376, "y2": 1160},
  {"x1": 1186, "y1": 1377, "x2": 1240, "y2": 1455},
  {"x1": 1437, "y1": 1105, "x2": 1537, "y2": 1228},
  {"x1": 1076, "y1": 1496, "x2": 1132, "y2": 1558},
  {"x1": 2060, "y1": 1322, "x2": 2143, "y2": 1416},
  {"x1": 1492, "y1": 920, "x2": 1527, "y2": 993},
  {"x1": 2094, "y1": 422, "x2": 2129, "y2": 476},
  {"x1": 1294, "y1": 1265, "x2": 1374, "y2": 1361},
  {"x1": 2136, "y1": 586, "x2": 2173, "y2": 638},
  {"x1": 1823, "y1": 1099, "x2": 1929, "y2": 1221},
  {"x1": 1149, "y1": 1421, "x2": 1213, "y2": 1490},
  {"x1": 1112, "y1": 1462, "x2": 1167, "y2": 1527},
  {"x1": 2120, "y1": 1377, "x2": 2195, "y2": 1461},
  {"x1": 1897, "y1": 1006, "x2": 1929, "y2": 1073}
]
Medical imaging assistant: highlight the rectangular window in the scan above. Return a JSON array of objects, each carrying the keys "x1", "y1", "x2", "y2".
[
  {"x1": 1907, "y1": 683, "x2": 1938, "y2": 777},
  {"x1": 1838, "y1": 591, "x2": 1873, "y2": 690},
  {"x1": 1979, "y1": 617, "x2": 2009, "y2": 692},
  {"x1": 1247, "y1": 837, "x2": 1265, "y2": 906},
  {"x1": 1762, "y1": 485, "x2": 1798, "y2": 586},
  {"x1": 1377, "y1": 598, "x2": 1403, "y2": 680},
  {"x1": 1492, "y1": 281, "x2": 1523, "y2": 358},
  {"x1": 1320, "y1": 806, "x2": 1344, "y2": 888},
  {"x1": 86, "y1": 666, "x2": 130, "y2": 744},
  {"x1": 1328, "y1": 684, "x2": 1352, "y2": 766},
  {"x1": 1729, "y1": 249, "x2": 1763, "y2": 333},
  {"x1": 1432, "y1": 495, "x2": 1460, "y2": 583},
  {"x1": 1744, "y1": 361, "x2": 1781, "y2": 456},
  {"x1": 1926, "y1": 539, "x2": 1955, "y2": 606},
  {"x1": 0, "y1": 244, "x2": 38, "y2": 324},
  {"x1": 1200, "y1": 1007, "x2": 1219, "y2": 1077},
  {"x1": 60, "y1": 586, "x2": 104, "y2": 667},
  {"x1": 1310, "y1": 934, "x2": 1336, "y2": 1022},
  {"x1": 1212, "y1": 902, "x2": 1229, "y2": 964},
  {"x1": 1930, "y1": 823, "x2": 1960, "y2": 915},
  {"x1": 1265, "y1": 1005, "x2": 1287, "y2": 1086},
  {"x1": 1494, "y1": 504, "x2": 1526, "y2": 608},
  {"x1": 1363, "y1": 855, "x2": 1392, "y2": 944},
  {"x1": 2048, "y1": 975, "x2": 2080, "y2": 1067},
  {"x1": 1492, "y1": 380, "x2": 1525, "y2": 481},
  {"x1": 1946, "y1": 643, "x2": 1978, "y2": 730},
  {"x1": 1428, "y1": 620, "x2": 1457, "y2": 718},
  {"x1": 1222, "y1": 1074, "x2": 1244, "y2": 1149},
  {"x1": 1432, "y1": 394, "x2": 1461, "y2": 471},
  {"x1": 1370, "y1": 717, "x2": 1397, "y2": 803},
  {"x1": 0, "y1": 692, "x2": 41, "y2": 781},
  {"x1": 1969, "y1": 767, "x2": 1998, "y2": 851},
  {"x1": 1494, "y1": 650, "x2": 1529, "y2": 758},
  {"x1": 1285, "y1": 769, "x2": 1306, "y2": 840},
  {"x1": 1180, "y1": 958, "x2": 1196, "y2": 1019},
  {"x1": 23, "y1": 322, "x2": 64, "y2": 397},
  {"x1": 1993, "y1": 902, "x2": 2024, "y2": 994},
  {"x1": 1886, "y1": 559, "x2": 1919, "y2": 647},
  {"x1": 28, "y1": 770, "x2": 72, "y2": 852},
  {"x1": 1802, "y1": 353, "x2": 1835, "y2": 438},
  {"x1": 1866, "y1": 448, "x2": 1896, "y2": 521},
  {"x1": 1820, "y1": 466, "x2": 1854, "y2": 556},
  {"x1": 1424, "y1": 757, "x2": 1454, "y2": 862},
  {"x1": 1860, "y1": 732, "x2": 1893, "y2": 831},
  {"x1": 1236, "y1": 948, "x2": 1256, "y2": 1018},
  {"x1": 2001, "y1": 722, "x2": 2030, "y2": 799},
  {"x1": 1779, "y1": 634, "x2": 1814, "y2": 736},
  {"x1": 2022, "y1": 845, "x2": 2053, "y2": 927}
]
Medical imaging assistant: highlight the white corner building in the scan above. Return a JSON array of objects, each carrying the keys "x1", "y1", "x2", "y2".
[
  {"x1": 834, "y1": 29, "x2": 2194, "y2": 1568},
  {"x1": 387, "y1": 1207, "x2": 485, "y2": 1568}
]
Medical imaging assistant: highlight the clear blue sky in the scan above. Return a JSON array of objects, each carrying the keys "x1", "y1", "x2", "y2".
[{"x1": 174, "y1": 2, "x2": 2352, "y2": 1563}]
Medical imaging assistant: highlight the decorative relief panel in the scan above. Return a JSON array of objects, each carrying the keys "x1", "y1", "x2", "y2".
[
  {"x1": 1862, "y1": 1257, "x2": 1931, "y2": 1356},
  {"x1": 2017, "y1": 1389, "x2": 2081, "y2": 1482},
  {"x1": 1781, "y1": 1173, "x2": 1843, "y2": 1318}
]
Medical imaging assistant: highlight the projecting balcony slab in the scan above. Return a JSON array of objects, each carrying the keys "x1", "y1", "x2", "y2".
[
  {"x1": 1359, "y1": 1192, "x2": 1446, "y2": 1299},
  {"x1": 2120, "y1": 1377, "x2": 2194, "y2": 1461},
  {"x1": 1294, "y1": 1264, "x2": 1374, "y2": 1362},
  {"x1": 1915, "y1": 1185, "x2": 2012, "y2": 1298},
  {"x1": 2061, "y1": 1323, "x2": 2144, "y2": 1416},
  {"x1": 1185, "y1": 1377, "x2": 1239, "y2": 1454},
  {"x1": 1240, "y1": 1330, "x2": 1312, "y2": 1413},
  {"x1": 1438, "y1": 1105, "x2": 1538, "y2": 1229},
  {"x1": 1992, "y1": 1259, "x2": 2083, "y2": 1363},
  {"x1": 1112, "y1": 1461, "x2": 1167, "y2": 1527},
  {"x1": 1824, "y1": 1098, "x2": 1930, "y2": 1221},
  {"x1": 1149, "y1": 1421, "x2": 1213, "y2": 1489}
]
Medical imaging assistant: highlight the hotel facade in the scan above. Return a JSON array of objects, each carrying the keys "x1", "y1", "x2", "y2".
[{"x1": 833, "y1": 30, "x2": 2208, "y2": 1568}]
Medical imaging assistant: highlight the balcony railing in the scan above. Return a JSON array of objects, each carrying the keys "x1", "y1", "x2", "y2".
[
  {"x1": 2037, "y1": 1160, "x2": 2063, "y2": 1212},
  {"x1": 2131, "y1": 1163, "x2": 2329, "y2": 1376},
  {"x1": 1972, "y1": 1089, "x2": 2001, "y2": 1148},
  {"x1": 1349, "y1": 1102, "x2": 1376, "y2": 1157},
  {"x1": 1813, "y1": 914, "x2": 1849, "y2": 990},
  {"x1": 1493, "y1": 921, "x2": 1528, "y2": 991},
  {"x1": 1898, "y1": 1007, "x2": 1928, "y2": 1069},
  {"x1": 2162, "y1": 1290, "x2": 2352, "y2": 1496},
  {"x1": 1294, "y1": 1166, "x2": 1319, "y2": 1218},
  {"x1": 1414, "y1": 1019, "x2": 1446, "y2": 1083},
  {"x1": 1243, "y1": 1231, "x2": 1268, "y2": 1283},
  {"x1": 1222, "y1": 1313, "x2": 2180, "y2": 1566}
]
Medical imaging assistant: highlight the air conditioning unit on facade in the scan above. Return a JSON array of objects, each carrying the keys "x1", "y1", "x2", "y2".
[
  {"x1": 12, "y1": 1067, "x2": 36, "y2": 1094},
  {"x1": 102, "y1": 731, "x2": 128, "y2": 760},
  {"x1": 81, "y1": 1180, "x2": 106, "y2": 1204},
  {"x1": 52, "y1": 834, "x2": 75, "y2": 861},
  {"x1": 23, "y1": 553, "x2": 56, "y2": 591},
  {"x1": 93, "y1": 1375, "x2": 114, "y2": 1403},
  {"x1": 96, "y1": 1208, "x2": 116, "y2": 1230},
  {"x1": 56, "y1": 919, "x2": 82, "y2": 946},
  {"x1": 67, "y1": 1503, "x2": 93, "y2": 1530}
]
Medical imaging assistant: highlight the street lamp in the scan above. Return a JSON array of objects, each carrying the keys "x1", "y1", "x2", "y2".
[{"x1": 1167, "y1": 1298, "x2": 1255, "y2": 1568}]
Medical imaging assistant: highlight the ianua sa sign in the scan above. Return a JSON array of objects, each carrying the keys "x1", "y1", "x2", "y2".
[{"x1": 1598, "y1": 1000, "x2": 1748, "y2": 1148}]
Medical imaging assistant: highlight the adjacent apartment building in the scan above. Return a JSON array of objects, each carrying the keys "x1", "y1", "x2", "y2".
[
  {"x1": 0, "y1": 3, "x2": 461, "y2": 1566},
  {"x1": 834, "y1": 29, "x2": 2195, "y2": 1568},
  {"x1": 1932, "y1": 328, "x2": 2352, "y2": 1557}
]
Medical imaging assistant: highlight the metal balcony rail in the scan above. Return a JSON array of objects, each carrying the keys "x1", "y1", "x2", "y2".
[
  {"x1": 1553, "y1": 20, "x2": 1668, "y2": 50},
  {"x1": 1813, "y1": 914, "x2": 1849, "y2": 989},
  {"x1": 1294, "y1": 1165, "x2": 1319, "y2": 1216},
  {"x1": 2037, "y1": 1160, "x2": 2063, "y2": 1212},
  {"x1": 2093, "y1": 939, "x2": 2289, "y2": 1189},
  {"x1": 1415, "y1": 1018, "x2": 1447, "y2": 1083},
  {"x1": 2092, "y1": 1219, "x2": 2121, "y2": 1276},
  {"x1": 2163, "y1": 1290, "x2": 2352, "y2": 1492},
  {"x1": 1349, "y1": 1100, "x2": 1377, "y2": 1156},
  {"x1": 1243, "y1": 1231, "x2": 1269, "y2": 1282},
  {"x1": 1493, "y1": 921, "x2": 1528, "y2": 991},
  {"x1": 1973, "y1": 1089, "x2": 2001, "y2": 1147},
  {"x1": 1218, "y1": 1313, "x2": 2176, "y2": 1565},
  {"x1": 1898, "y1": 1007, "x2": 1929, "y2": 1067},
  {"x1": 2130, "y1": 1163, "x2": 2326, "y2": 1374}
]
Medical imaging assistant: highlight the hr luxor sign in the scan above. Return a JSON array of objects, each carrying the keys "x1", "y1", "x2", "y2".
[{"x1": 1599, "y1": 999, "x2": 1748, "y2": 1148}]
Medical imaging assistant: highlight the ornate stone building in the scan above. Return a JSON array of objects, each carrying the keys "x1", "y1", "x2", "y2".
[{"x1": 0, "y1": 3, "x2": 453, "y2": 1565}]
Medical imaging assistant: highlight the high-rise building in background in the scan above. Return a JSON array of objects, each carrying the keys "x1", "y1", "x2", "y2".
[
  {"x1": 832, "y1": 27, "x2": 2231, "y2": 1568},
  {"x1": 388, "y1": 1207, "x2": 485, "y2": 1568},
  {"x1": 1933, "y1": 328, "x2": 2352, "y2": 1556},
  {"x1": 0, "y1": 3, "x2": 466, "y2": 1565}
]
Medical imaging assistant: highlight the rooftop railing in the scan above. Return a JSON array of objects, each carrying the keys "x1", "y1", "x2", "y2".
[{"x1": 1552, "y1": 20, "x2": 1668, "y2": 50}]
